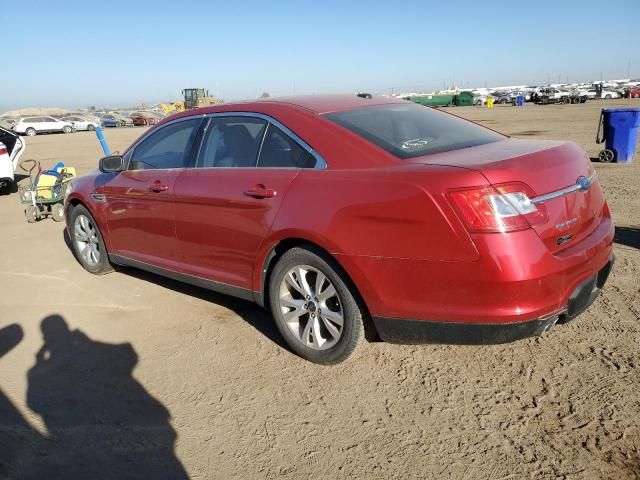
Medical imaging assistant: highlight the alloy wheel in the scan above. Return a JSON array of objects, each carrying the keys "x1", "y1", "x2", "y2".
[
  {"x1": 74, "y1": 214, "x2": 100, "y2": 267},
  {"x1": 278, "y1": 265, "x2": 344, "y2": 350}
]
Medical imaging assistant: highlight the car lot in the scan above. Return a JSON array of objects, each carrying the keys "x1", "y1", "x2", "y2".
[{"x1": 1, "y1": 100, "x2": 639, "y2": 478}]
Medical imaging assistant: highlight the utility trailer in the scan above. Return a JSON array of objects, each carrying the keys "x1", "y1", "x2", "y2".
[{"x1": 533, "y1": 88, "x2": 587, "y2": 105}]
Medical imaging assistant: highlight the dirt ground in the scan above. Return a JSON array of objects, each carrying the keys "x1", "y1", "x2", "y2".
[{"x1": 1, "y1": 99, "x2": 639, "y2": 479}]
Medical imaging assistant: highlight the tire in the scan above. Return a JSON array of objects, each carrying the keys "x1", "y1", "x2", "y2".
[
  {"x1": 63, "y1": 126, "x2": 72, "y2": 134},
  {"x1": 69, "y1": 204, "x2": 114, "y2": 274},
  {"x1": 26, "y1": 128, "x2": 36, "y2": 137},
  {"x1": 633, "y1": 94, "x2": 639, "y2": 99},
  {"x1": 51, "y1": 203, "x2": 65, "y2": 222},
  {"x1": 571, "y1": 97, "x2": 580, "y2": 104},
  {"x1": 605, "y1": 94, "x2": 612, "y2": 99},
  {"x1": 25, "y1": 205, "x2": 38, "y2": 223},
  {"x1": 268, "y1": 246, "x2": 365, "y2": 364},
  {"x1": 87, "y1": 124, "x2": 96, "y2": 131},
  {"x1": 598, "y1": 149, "x2": 615, "y2": 163},
  {"x1": 562, "y1": 97, "x2": 571, "y2": 104}
]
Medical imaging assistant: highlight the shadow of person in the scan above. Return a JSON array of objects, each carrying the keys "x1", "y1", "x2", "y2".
[
  {"x1": 0, "y1": 324, "x2": 43, "y2": 479},
  {"x1": 20, "y1": 315, "x2": 189, "y2": 480}
]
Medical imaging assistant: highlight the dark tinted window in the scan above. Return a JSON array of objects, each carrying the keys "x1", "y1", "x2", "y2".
[
  {"x1": 257, "y1": 124, "x2": 316, "y2": 168},
  {"x1": 325, "y1": 103, "x2": 503, "y2": 159},
  {"x1": 197, "y1": 117, "x2": 266, "y2": 168},
  {"x1": 129, "y1": 118, "x2": 200, "y2": 170}
]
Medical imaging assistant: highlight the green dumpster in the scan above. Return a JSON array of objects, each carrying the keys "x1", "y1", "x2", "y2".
[
  {"x1": 454, "y1": 91, "x2": 475, "y2": 106},
  {"x1": 409, "y1": 94, "x2": 454, "y2": 107}
]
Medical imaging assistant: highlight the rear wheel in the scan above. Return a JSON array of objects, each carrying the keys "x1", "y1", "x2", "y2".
[
  {"x1": 598, "y1": 149, "x2": 615, "y2": 163},
  {"x1": 87, "y1": 124, "x2": 96, "y2": 131},
  {"x1": 269, "y1": 246, "x2": 365, "y2": 364},
  {"x1": 63, "y1": 126, "x2": 72, "y2": 134},
  {"x1": 563, "y1": 97, "x2": 571, "y2": 104},
  {"x1": 605, "y1": 94, "x2": 612, "y2": 99},
  {"x1": 26, "y1": 128, "x2": 36, "y2": 136},
  {"x1": 69, "y1": 205, "x2": 114, "y2": 274},
  {"x1": 571, "y1": 97, "x2": 580, "y2": 104}
]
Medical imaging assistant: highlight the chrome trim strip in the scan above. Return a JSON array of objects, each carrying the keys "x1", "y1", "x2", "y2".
[{"x1": 531, "y1": 171, "x2": 597, "y2": 204}]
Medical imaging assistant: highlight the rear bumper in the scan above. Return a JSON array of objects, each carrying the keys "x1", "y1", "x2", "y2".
[{"x1": 373, "y1": 257, "x2": 614, "y2": 344}]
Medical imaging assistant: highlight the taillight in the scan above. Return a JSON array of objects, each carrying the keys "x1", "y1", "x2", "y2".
[
  {"x1": 0, "y1": 147, "x2": 7, "y2": 156},
  {"x1": 449, "y1": 182, "x2": 548, "y2": 233}
]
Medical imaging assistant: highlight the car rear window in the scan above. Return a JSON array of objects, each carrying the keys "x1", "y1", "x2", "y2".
[{"x1": 324, "y1": 103, "x2": 504, "y2": 159}]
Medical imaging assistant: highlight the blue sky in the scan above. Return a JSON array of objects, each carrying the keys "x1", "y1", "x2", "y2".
[{"x1": 1, "y1": 0, "x2": 638, "y2": 110}]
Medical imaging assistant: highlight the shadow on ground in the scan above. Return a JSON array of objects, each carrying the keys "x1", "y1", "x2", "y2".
[
  {"x1": 62, "y1": 228, "x2": 290, "y2": 353},
  {"x1": 614, "y1": 226, "x2": 640, "y2": 250},
  {"x1": 0, "y1": 315, "x2": 189, "y2": 480}
]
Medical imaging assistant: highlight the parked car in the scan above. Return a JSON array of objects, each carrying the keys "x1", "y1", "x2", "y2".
[
  {"x1": 101, "y1": 114, "x2": 133, "y2": 128},
  {"x1": 110, "y1": 113, "x2": 134, "y2": 127},
  {"x1": 130, "y1": 113, "x2": 158, "y2": 126},
  {"x1": 0, "y1": 126, "x2": 26, "y2": 191},
  {"x1": 62, "y1": 116, "x2": 100, "y2": 131},
  {"x1": 625, "y1": 87, "x2": 640, "y2": 98},
  {"x1": 0, "y1": 116, "x2": 19, "y2": 129},
  {"x1": 13, "y1": 116, "x2": 74, "y2": 136},
  {"x1": 65, "y1": 95, "x2": 614, "y2": 364}
]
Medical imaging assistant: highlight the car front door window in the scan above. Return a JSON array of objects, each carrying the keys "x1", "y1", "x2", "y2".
[{"x1": 129, "y1": 119, "x2": 201, "y2": 170}]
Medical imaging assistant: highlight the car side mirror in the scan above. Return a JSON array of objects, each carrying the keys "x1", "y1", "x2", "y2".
[{"x1": 99, "y1": 155, "x2": 124, "y2": 173}]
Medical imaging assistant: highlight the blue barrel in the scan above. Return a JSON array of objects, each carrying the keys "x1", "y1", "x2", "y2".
[{"x1": 597, "y1": 107, "x2": 640, "y2": 163}]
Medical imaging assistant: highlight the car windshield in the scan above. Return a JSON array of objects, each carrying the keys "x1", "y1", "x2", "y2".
[{"x1": 324, "y1": 103, "x2": 503, "y2": 159}]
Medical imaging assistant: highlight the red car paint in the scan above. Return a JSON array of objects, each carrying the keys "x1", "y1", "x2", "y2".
[{"x1": 65, "y1": 95, "x2": 613, "y2": 341}]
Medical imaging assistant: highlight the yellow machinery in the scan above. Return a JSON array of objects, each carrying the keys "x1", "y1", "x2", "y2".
[
  {"x1": 182, "y1": 88, "x2": 222, "y2": 109},
  {"x1": 159, "y1": 102, "x2": 186, "y2": 115}
]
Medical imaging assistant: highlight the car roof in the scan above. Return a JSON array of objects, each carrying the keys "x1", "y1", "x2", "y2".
[{"x1": 188, "y1": 94, "x2": 407, "y2": 116}]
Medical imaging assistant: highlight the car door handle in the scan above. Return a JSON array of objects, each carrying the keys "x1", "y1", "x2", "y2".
[
  {"x1": 148, "y1": 181, "x2": 169, "y2": 193},
  {"x1": 244, "y1": 184, "x2": 276, "y2": 199}
]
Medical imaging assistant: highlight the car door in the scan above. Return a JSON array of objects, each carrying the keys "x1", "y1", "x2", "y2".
[
  {"x1": 102, "y1": 117, "x2": 202, "y2": 271},
  {"x1": 174, "y1": 114, "x2": 321, "y2": 291}
]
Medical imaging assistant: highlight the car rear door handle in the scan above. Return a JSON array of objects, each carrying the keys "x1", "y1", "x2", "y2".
[
  {"x1": 148, "y1": 181, "x2": 169, "y2": 193},
  {"x1": 244, "y1": 184, "x2": 276, "y2": 199}
]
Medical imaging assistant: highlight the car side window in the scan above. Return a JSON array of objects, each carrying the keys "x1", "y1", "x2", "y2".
[
  {"x1": 129, "y1": 118, "x2": 200, "y2": 170},
  {"x1": 257, "y1": 124, "x2": 317, "y2": 168},
  {"x1": 197, "y1": 117, "x2": 267, "y2": 168}
]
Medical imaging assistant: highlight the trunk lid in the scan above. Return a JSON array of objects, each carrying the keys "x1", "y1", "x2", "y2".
[{"x1": 411, "y1": 139, "x2": 605, "y2": 253}]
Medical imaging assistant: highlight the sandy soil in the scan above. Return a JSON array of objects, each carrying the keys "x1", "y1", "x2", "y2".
[{"x1": 1, "y1": 100, "x2": 639, "y2": 479}]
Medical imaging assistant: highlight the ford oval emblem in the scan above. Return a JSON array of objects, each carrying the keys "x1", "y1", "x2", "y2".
[{"x1": 576, "y1": 176, "x2": 591, "y2": 191}]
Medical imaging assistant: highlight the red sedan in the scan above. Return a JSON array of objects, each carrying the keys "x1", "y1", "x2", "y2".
[
  {"x1": 130, "y1": 113, "x2": 158, "y2": 126},
  {"x1": 64, "y1": 95, "x2": 614, "y2": 364}
]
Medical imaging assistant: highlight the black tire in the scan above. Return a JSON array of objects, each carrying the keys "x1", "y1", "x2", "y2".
[
  {"x1": 562, "y1": 97, "x2": 571, "y2": 104},
  {"x1": 68, "y1": 204, "x2": 114, "y2": 274},
  {"x1": 87, "y1": 124, "x2": 96, "y2": 131},
  {"x1": 571, "y1": 97, "x2": 580, "y2": 104},
  {"x1": 51, "y1": 203, "x2": 65, "y2": 222},
  {"x1": 268, "y1": 246, "x2": 365, "y2": 364},
  {"x1": 25, "y1": 205, "x2": 38, "y2": 223},
  {"x1": 25, "y1": 128, "x2": 36, "y2": 137},
  {"x1": 63, "y1": 126, "x2": 72, "y2": 134},
  {"x1": 605, "y1": 94, "x2": 612, "y2": 99},
  {"x1": 598, "y1": 149, "x2": 615, "y2": 163}
]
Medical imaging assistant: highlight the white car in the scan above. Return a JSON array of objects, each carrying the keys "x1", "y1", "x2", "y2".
[
  {"x1": 13, "y1": 116, "x2": 74, "y2": 136},
  {"x1": 61, "y1": 115, "x2": 100, "y2": 131},
  {"x1": 580, "y1": 89, "x2": 620, "y2": 99},
  {"x1": 0, "y1": 126, "x2": 25, "y2": 192}
]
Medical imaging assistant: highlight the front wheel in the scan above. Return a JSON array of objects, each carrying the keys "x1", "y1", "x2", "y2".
[
  {"x1": 87, "y1": 124, "x2": 96, "y2": 131},
  {"x1": 63, "y1": 126, "x2": 72, "y2": 134},
  {"x1": 605, "y1": 94, "x2": 612, "y2": 99},
  {"x1": 69, "y1": 205, "x2": 114, "y2": 274},
  {"x1": 51, "y1": 203, "x2": 65, "y2": 222},
  {"x1": 269, "y1": 246, "x2": 365, "y2": 364}
]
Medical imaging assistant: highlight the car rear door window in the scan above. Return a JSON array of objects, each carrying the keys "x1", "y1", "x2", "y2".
[
  {"x1": 197, "y1": 117, "x2": 267, "y2": 168},
  {"x1": 129, "y1": 118, "x2": 201, "y2": 170},
  {"x1": 257, "y1": 124, "x2": 317, "y2": 168}
]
